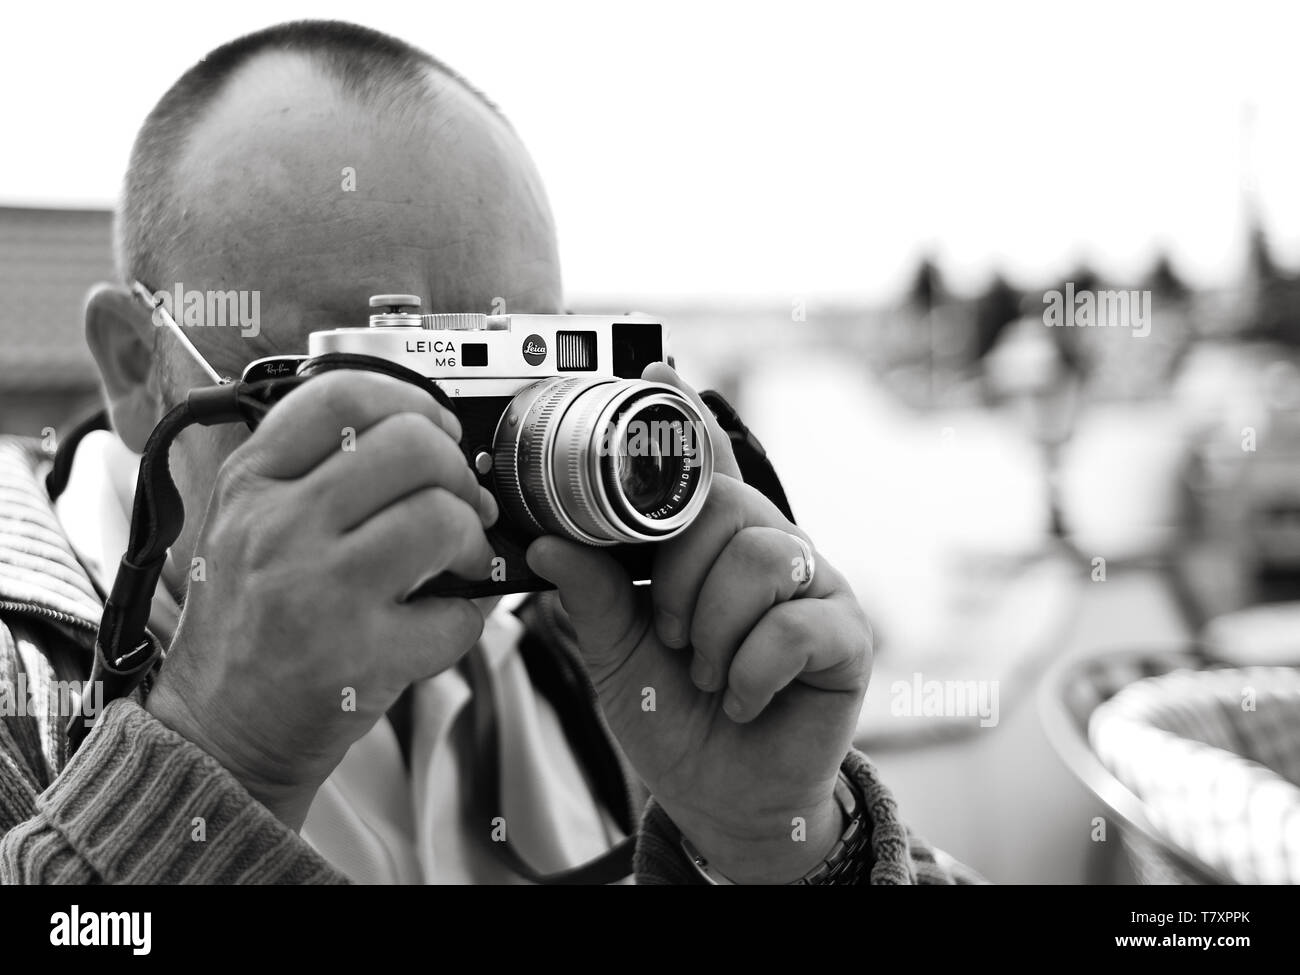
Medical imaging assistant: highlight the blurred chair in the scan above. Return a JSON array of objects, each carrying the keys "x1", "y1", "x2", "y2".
[
  {"x1": 1040, "y1": 649, "x2": 1235, "y2": 884},
  {"x1": 1090, "y1": 664, "x2": 1300, "y2": 884},
  {"x1": 1201, "y1": 603, "x2": 1300, "y2": 667}
]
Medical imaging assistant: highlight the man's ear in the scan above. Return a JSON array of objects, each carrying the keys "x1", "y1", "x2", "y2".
[{"x1": 84, "y1": 283, "x2": 163, "y2": 453}]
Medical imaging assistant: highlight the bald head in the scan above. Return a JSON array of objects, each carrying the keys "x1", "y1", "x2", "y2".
[
  {"x1": 117, "y1": 19, "x2": 561, "y2": 375},
  {"x1": 123, "y1": 21, "x2": 515, "y2": 283}
]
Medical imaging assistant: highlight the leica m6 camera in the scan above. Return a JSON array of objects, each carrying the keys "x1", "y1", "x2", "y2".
[{"x1": 248, "y1": 295, "x2": 716, "y2": 598}]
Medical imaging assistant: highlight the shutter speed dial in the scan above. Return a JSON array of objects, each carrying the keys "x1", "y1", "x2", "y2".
[
  {"x1": 422, "y1": 313, "x2": 488, "y2": 331},
  {"x1": 365, "y1": 296, "x2": 508, "y2": 330}
]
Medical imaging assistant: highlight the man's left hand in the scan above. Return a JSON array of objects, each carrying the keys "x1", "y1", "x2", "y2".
[{"x1": 526, "y1": 364, "x2": 873, "y2": 884}]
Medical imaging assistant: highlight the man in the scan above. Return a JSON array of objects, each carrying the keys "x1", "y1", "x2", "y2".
[{"x1": 0, "y1": 20, "x2": 974, "y2": 884}]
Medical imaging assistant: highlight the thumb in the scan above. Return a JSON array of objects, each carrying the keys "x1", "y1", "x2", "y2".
[
  {"x1": 525, "y1": 536, "x2": 649, "y2": 676},
  {"x1": 641, "y1": 362, "x2": 742, "y2": 480}
]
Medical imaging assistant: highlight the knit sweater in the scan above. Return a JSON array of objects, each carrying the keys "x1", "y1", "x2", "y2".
[{"x1": 0, "y1": 435, "x2": 978, "y2": 884}]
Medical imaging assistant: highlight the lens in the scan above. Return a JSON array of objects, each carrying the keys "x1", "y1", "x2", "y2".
[
  {"x1": 615, "y1": 409, "x2": 686, "y2": 516},
  {"x1": 607, "y1": 401, "x2": 699, "y2": 522},
  {"x1": 618, "y1": 451, "x2": 677, "y2": 514},
  {"x1": 493, "y1": 377, "x2": 714, "y2": 545}
]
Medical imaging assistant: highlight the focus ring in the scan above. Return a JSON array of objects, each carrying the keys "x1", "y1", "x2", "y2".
[
  {"x1": 522, "y1": 379, "x2": 577, "y2": 538},
  {"x1": 493, "y1": 383, "x2": 551, "y2": 537},
  {"x1": 498, "y1": 377, "x2": 599, "y2": 543},
  {"x1": 556, "y1": 380, "x2": 629, "y2": 542}
]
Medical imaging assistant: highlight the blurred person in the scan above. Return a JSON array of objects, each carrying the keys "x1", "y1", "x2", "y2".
[{"x1": 0, "y1": 21, "x2": 976, "y2": 884}]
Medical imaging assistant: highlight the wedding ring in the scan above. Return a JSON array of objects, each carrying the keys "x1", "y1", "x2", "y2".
[{"x1": 790, "y1": 532, "x2": 816, "y2": 596}]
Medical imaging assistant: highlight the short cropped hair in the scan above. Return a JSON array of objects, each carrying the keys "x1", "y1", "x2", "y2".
[{"x1": 118, "y1": 19, "x2": 506, "y2": 287}]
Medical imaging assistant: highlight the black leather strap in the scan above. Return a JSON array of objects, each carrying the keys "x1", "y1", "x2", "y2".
[
  {"x1": 65, "y1": 376, "x2": 310, "y2": 752},
  {"x1": 45, "y1": 409, "x2": 110, "y2": 501},
  {"x1": 459, "y1": 641, "x2": 637, "y2": 884},
  {"x1": 297, "y1": 352, "x2": 457, "y2": 415}
]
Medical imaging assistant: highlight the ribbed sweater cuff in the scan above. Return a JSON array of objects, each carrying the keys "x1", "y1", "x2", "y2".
[
  {"x1": 842, "y1": 748, "x2": 914, "y2": 885},
  {"x1": 634, "y1": 749, "x2": 914, "y2": 884},
  {"x1": 37, "y1": 699, "x2": 345, "y2": 884}
]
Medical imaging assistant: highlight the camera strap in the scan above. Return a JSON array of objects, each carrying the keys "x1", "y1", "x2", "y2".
[
  {"x1": 44, "y1": 408, "x2": 110, "y2": 501},
  {"x1": 64, "y1": 375, "x2": 312, "y2": 753},
  {"x1": 460, "y1": 637, "x2": 638, "y2": 884}
]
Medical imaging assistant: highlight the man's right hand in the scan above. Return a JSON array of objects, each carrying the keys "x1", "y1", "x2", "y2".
[{"x1": 145, "y1": 371, "x2": 498, "y2": 830}]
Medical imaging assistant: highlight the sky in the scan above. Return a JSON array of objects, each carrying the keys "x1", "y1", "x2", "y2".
[{"x1": 3, "y1": 1, "x2": 1300, "y2": 301}]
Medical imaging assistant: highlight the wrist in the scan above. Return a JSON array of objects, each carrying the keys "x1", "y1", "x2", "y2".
[
  {"x1": 679, "y1": 793, "x2": 844, "y2": 885},
  {"x1": 145, "y1": 681, "x2": 314, "y2": 831}
]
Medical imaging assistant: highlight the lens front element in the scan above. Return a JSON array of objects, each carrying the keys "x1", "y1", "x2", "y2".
[{"x1": 493, "y1": 378, "x2": 715, "y2": 546}]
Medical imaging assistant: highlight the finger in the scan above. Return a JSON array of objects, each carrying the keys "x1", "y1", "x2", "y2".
[
  {"x1": 343, "y1": 486, "x2": 497, "y2": 595},
  {"x1": 686, "y1": 526, "x2": 816, "y2": 692},
  {"x1": 525, "y1": 536, "x2": 646, "y2": 677},
  {"x1": 239, "y1": 370, "x2": 463, "y2": 480},
  {"x1": 385, "y1": 596, "x2": 487, "y2": 682},
  {"x1": 641, "y1": 362, "x2": 742, "y2": 479},
  {"x1": 722, "y1": 595, "x2": 870, "y2": 723},
  {"x1": 650, "y1": 475, "x2": 807, "y2": 648},
  {"x1": 305, "y1": 412, "x2": 496, "y2": 530}
]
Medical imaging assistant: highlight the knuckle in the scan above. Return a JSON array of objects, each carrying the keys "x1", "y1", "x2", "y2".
[
  {"x1": 689, "y1": 621, "x2": 724, "y2": 660},
  {"x1": 767, "y1": 609, "x2": 808, "y2": 652},
  {"x1": 383, "y1": 410, "x2": 439, "y2": 452},
  {"x1": 852, "y1": 622, "x2": 875, "y2": 687},
  {"x1": 701, "y1": 476, "x2": 737, "y2": 516},
  {"x1": 318, "y1": 372, "x2": 410, "y2": 428},
  {"x1": 416, "y1": 488, "x2": 477, "y2": 544},
  {"x1": 405, "y1": 485, "x2": 452, "y2": 527},
  {"x1": 318, "y1": 374, "x2": 373, "y2": 423},
  {"x1": 728, "y1": 527, "x2": 781, "y2": 577},
  {"x1": 727, "y1": 656, "x2": 768, "y2": 700},
  {"x1": 411, "y1": 602, "x2": 484, "y2": 677},
  {"x1": 423, "y1": 484, "x2": 460, "y2": 515},
  {"x1": 395, "y1": 419, "x2": 466, "y2": 482},
  {"x1": 856, "y1": 605, "x2": 875, "y2": 654},
  {"x1": 828, "y1": 602, "x2": 873, "y2": 691},
  {"x1": 845, "y1": 648, "x2": 873, "y2": 694},
  {"x1": 213, "y1": 452, "x2": 256, "y2": 502},
  {"x1": 837, "y1": 594, "x2": 874, "y2": 655}
]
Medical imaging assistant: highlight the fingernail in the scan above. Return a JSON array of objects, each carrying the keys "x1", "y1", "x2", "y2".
[
  {"x1": 656, "y1": 609, "x2": 683, "y2": 647},
  {"x1": 722, "y1": 691, "x2": 744, "y2": 721},
  {"x1": 690, "y1": 655, "x2": 715, "y2": 691}
]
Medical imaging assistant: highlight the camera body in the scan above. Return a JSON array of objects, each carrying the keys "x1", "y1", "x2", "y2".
[{"x1": 247, "y1": 296, "x2": 715, "y2": 599}]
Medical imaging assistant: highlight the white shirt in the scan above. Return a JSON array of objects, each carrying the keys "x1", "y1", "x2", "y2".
[{"x1": 55, "y1": 430, "x2": 625, "y2": 883}]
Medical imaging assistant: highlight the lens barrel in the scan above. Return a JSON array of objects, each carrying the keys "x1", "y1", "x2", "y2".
[{"x1": 493, "y1": 377, "x2": 714, "y2": 545}]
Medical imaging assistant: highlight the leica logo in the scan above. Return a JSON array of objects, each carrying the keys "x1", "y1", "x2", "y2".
[{"x1": 522, "y1": 334, "x2": 547, "y2": 365}]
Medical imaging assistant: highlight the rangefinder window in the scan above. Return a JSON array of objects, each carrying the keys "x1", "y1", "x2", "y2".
[{"x1": 612, "y1": 323, "x2": 664, "y2": 379}]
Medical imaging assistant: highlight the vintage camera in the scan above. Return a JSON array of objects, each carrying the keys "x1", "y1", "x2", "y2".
[{"x1": 247, "y1": 295, "x2": 715, "y2": 598}]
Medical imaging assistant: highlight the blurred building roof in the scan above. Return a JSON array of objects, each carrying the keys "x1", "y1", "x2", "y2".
[{"x1": 0, "y1": 205, "x2": 113, "y2": 392}]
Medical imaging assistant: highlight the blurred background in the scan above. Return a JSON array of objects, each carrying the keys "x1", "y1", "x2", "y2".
[{"x1": 4, "y1": 1, "x2": 1300, "y2": 883}]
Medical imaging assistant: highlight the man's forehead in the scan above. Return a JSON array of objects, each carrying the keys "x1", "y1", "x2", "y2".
[{"x1": 161, "y1": 50, "x2": 561, "y2": 369}]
